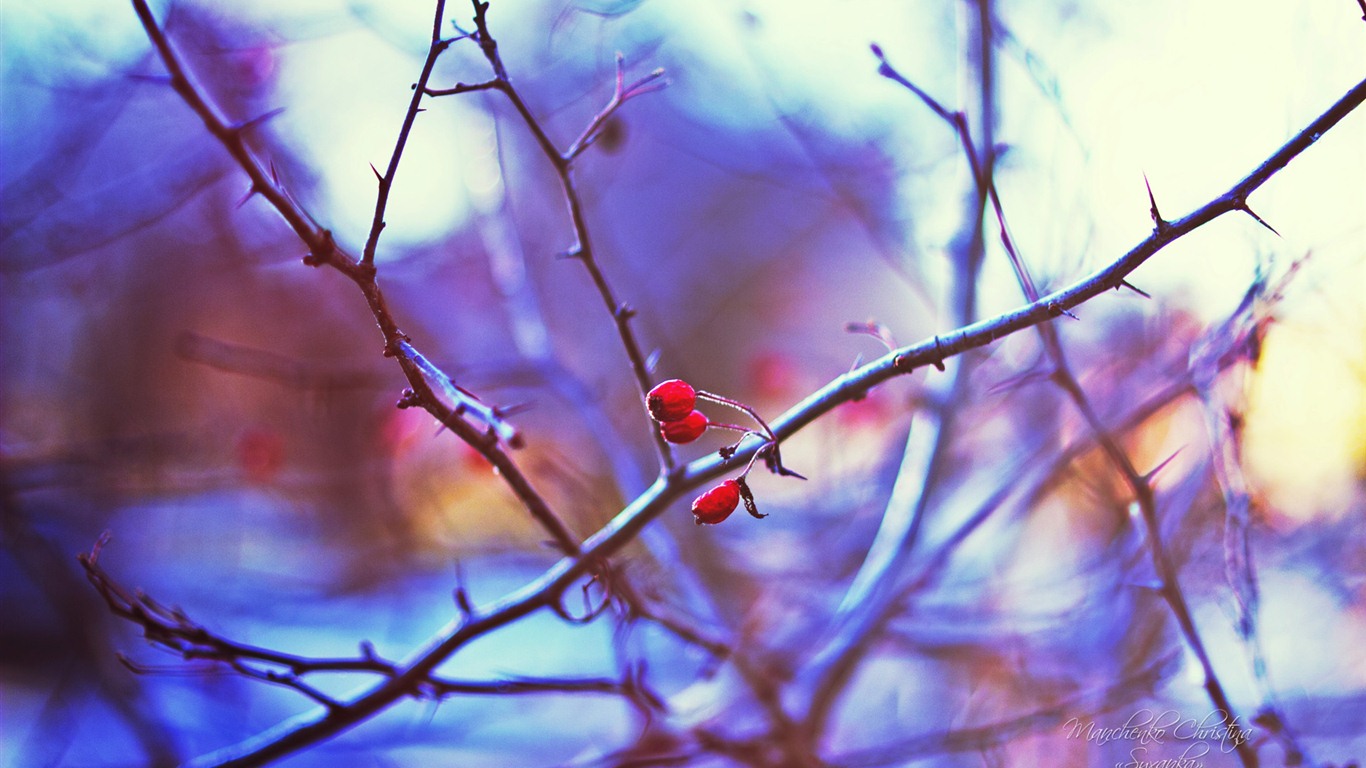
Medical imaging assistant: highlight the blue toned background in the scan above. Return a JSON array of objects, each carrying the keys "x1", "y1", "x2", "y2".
[{"x1": 2, "y1": 1, "x2": 1364, "y2": 765}]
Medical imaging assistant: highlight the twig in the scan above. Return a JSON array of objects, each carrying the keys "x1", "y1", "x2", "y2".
[
  {"x1": 128, "y1": 0, "x2": 730, "y2": 695},
  {"x1": 427, "y1": 0, "x2": 673, "y2": 469},
  {"x1": 1192, "y1": 263, "x2": 1313, "y2": 765},
  {"x1": 801, "y1": 9, "x2": 997, "y2": 735},
  {"x1": 360, "y1": 0, "x2": 453, "y2": 267},
  {"x1": 82, "y1": 536, "x2": 662, "y2": 714},
  {"x1": 831, "y1": 655, "x2": 1173, "y2": 767},
  {"x1": 174, "y1": 332, "x2": 384, "y2": 392},
  {"x1": 810, "y1": 37, "x2": 1363, "y2": 768},
  {"x1": 127, "y1": 0, "x2": 584, "y2": 554},
  {"x1": 564, "y1": 53, "x2": 667, "y2": 162},
  {"x1": 874, "y1": 37, "x2": 1272, "y2": 765}
]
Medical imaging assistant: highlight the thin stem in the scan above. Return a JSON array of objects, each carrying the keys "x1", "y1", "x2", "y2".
[
  {"x1": 449, "y1": 0, "x2": 674, "y2": 470},
  {"x1": 360, "y1": 0, "x2": 452, "y2": 267}
]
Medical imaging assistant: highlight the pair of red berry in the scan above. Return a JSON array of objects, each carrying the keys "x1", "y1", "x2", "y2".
[
  {"x1": 646, "y1": 379, "x2": 711, "y2": 444},
  {"x1": 646, "y1": 379, "x2": 767, "y2": 526}
]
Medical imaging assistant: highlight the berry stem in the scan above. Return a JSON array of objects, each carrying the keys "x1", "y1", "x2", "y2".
[
  {"x1": 707, "y1": 421, "x2": 758, "y2": 435},
  {"x1": 695, "y1": 390, "x2": 777, "y2": 442}
]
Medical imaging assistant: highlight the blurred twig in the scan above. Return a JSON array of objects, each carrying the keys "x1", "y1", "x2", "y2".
[
  {"x1": 801, "y1": 7, "x2": 999, "y2": 738},
  {"x1": 175, "y1": 332, "x2": 383, "y2": 392},
  {"x1": 1193, "y1": 261, "x2": 1314, "y2": 765},
  {"x1": 871, "y1": 32, "x2": 1271, "y2": 766},
  {"x1": 830, "y1": 653, "x2": 1175, "y2": 767}
]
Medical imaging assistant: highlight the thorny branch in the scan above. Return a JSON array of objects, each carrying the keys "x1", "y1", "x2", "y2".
[
  {"x1": 425, "y1": 0, "x2": 674, "y2": 469},
  {"x1": 126, "y1": 0, "x2": 531, "y2": 471},
  {"x1": 108, "y1": 0, "x2": 1366, "y2": 764},
  {"x1": 80, "y1": 533, "x2": 663, "y2": 714},
  {"x1": 127, "y1": 0, "x2": 721, "y2": 692},
  {"x1": 360, "y1": 0, "x2": 453, "y2": 268},
  {"x1": 872, "y1": 37, "x2": 1272, "y2": 767}
]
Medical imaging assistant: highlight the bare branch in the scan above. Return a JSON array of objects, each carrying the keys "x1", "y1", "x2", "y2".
[
  {"x1": 360, "y1": 0, "x2": 453, "y2": 268},
  {"x1": 565, "y1": 53, "x2": 667, "y2": 162},
  {"x1": 441, "y1": 0, "x2": 675, "y2": 469}
]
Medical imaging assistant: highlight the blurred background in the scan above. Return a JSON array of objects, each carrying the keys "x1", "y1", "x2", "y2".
[{"x1": 2, "y1": 0, "x2": 1364, "y2": 765}]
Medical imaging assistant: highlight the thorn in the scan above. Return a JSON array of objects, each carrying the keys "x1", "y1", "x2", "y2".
[
  {"x1": 235, "y1": 182, "x2": 260, "y2": 209},
  {"x1": 1143, "y1": 449, "x2": 1184, "y2": 483},
  {"x1": 615, "y1": 303, "x2": 636, "y2": 321},
  {"x1": 370, "y1": 163, "x2": 384, "y2": 183},
  {"x1": 932, "y1": 336, "x2": 947, "y2": 371},
  {"x1": 1236, "y1": 200, "x2": 1281, "y2": 237},
  {"x1": 230, "y1": 107, "x2": 286, "y2": 135},
  {"x1": 555, "y1": 247, "x2": 584, "y2": 261},
  {"x1": 492, "y1": 402, "x2": 533, "y2": 418},
  {"x1": 1118, "y1": 279, "x2": 1151, "y2": 299},
  {"x1": 1144, "y1": 174, "x2": 1168, "y2": 232}
]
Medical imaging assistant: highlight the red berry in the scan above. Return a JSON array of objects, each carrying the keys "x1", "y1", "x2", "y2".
[
  {"x1": 660, "y1": 410, "x2": 709, "y2": 444},
  {"x1": 646, "y1": 379, "x2": 696, "y2": 422},
  {"x1": 237, "y1": 428, "x2": 284, "y2": 484},
  {"x1": 692, "y1": 479, "x2": 740, "y2": 525}
]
